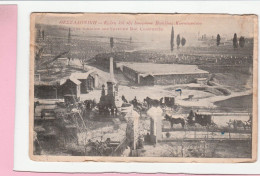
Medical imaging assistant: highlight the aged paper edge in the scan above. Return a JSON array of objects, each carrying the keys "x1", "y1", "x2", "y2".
[{"x1": 29, "y1": 13, "x2": 258, "y2": 163}]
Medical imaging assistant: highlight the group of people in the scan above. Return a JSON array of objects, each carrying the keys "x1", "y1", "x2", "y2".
[{"x1": 98, "y1": 105, "x2": 118, "y2": 117}]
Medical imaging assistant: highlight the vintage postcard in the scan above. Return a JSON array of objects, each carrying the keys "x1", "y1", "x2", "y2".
[{"x1": 30, "y1": 13, "x2": 258, "y2": 162}]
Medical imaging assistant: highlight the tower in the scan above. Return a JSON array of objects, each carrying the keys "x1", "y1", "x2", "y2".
[
  {"x1": 106, "y1": 57, "x2": 122, "y2": 109},
  {"x1": 107, "y1": 57, "x2": 116, "y2": 96}
]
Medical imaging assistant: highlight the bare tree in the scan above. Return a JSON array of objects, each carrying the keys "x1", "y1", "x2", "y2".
[
  {"x1": 170, "y1": 26, "x2": 174, "y2": 52},
  {"x1": 68, "y1": 28, "x2": 71, "y2": 44},
  {"x1": 42, "y1": 30, "x2": 45, "y2": 40}
]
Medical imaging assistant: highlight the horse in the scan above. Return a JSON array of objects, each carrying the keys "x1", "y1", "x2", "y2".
[
  {"x1": 130, "y1": 97, "x2": 138, "y2": 108},
  {"x1": 244, "y1": 114, "x2": 252, "y2": 130},
  {"x1": 144, "y1": 97, "x2": 160, "y2": 108},
  {"x1": 129, "y1": 97, "x2": 147, "y2": 116},
  {"x1": 231, "y1": 120, "x2": 249, "y2": 130},
  {"x1": 165, "y1": 114, "x2": 185, "y2": 128},
  {"x1": 244, "y1": 121, "x2": 252, "y2": 130},
  {"x1": 121, "y1": 95, "x2": 128, "y2": 103}
]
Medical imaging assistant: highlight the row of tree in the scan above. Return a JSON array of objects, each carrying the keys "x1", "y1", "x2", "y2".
[
  {"x1": 216, "y1": 33, "x2": 246, "y2": 48},
  {"x1": 170, "y1": 26, "x2": 186, "y2": 52}
]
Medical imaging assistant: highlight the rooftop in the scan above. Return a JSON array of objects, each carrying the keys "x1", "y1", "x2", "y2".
[
  {"x1": 60, "y1": 77, "x2": 81, "y2": 85},
  {"x1": 119, "y1": 62, "x2": 209, "y2": 76},
  {"x1": 60, "y1": 70, "x2": 97, "y2": 85},
  {"x1": 70, "y1": 70, "x2": 96, "y2": 80}
]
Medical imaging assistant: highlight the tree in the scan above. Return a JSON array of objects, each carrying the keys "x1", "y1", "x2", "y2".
[
  {"x1": 233, "y1": 33, "x2": 238, "y2": 49},
  {"x1": 130, "y1": 36, "x2": 132, "y2": 43},
  {"x1": 110, "y1": 37, "x2": 114, "y2": 51},
  {"x1": 177, "y1": 34, "x2": 181, "y2": 48},
  {"x1": 170, "y1": 26, "x2": 174, "y2": 52},
  {"x1": 239, "y1": 36, "x2": 245, "y2": 48},
  {"x1": 181, "y1": 37, "x2": 186, "y2": 47},
  {"x1": 216, "y1": 34, "x2": 220, "y2": 46}
]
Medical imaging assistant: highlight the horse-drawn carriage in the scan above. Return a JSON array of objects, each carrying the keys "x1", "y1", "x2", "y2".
[
  {"x1": 227, "y1": 115, "x2": 252, "y2": 131},
  {"x1": 187, "y1": 110, "x2": 216, "y2": 127},
  {"x1": 160, "y1": 97, "x2": 175, "y2": 109},
  {"x1": 144, "y1": 96, "x2": 175, "y2": 109},
  {"x1": 164, "y1": 110, "x2": 217, "y2": 129}
]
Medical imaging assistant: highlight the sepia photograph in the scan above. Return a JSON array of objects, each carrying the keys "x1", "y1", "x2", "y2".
[{"x1": 29, "y1": 13, "x2": 257, "y2": 162}]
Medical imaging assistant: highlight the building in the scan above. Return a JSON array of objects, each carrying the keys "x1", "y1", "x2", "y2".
[
  {"x1": 60, "y1": 70, "x2": 99, "y2": 98},
  {"x1": 70, "y1": 71, "x2": 99, "y2": 94},
  {"x1": 117, "y1": 62, "x2": 209, "y2": 85},
  {"x1": 60, "y1": 77, "x2": 81, "y2": 98},
  {"x1": 34, "y1": 81, "x2": 60, "y2": 99}
]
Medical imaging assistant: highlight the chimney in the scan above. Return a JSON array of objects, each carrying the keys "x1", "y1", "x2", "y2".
[
  {"x1": 107, "y1": 57, "x2": 116, "y2": 96},
  {"x1": 110, "y1": 57, "x2": 114, "y2": 80}
]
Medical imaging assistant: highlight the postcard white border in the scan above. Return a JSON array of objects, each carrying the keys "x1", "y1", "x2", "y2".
[{"x1": 5, "y1": 0, "x2": 260, "y2": 174}]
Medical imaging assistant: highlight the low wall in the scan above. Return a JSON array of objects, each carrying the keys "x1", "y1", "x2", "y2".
[{"x1": 153, "y1": 73, "x2": 209, "y2": 85}]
